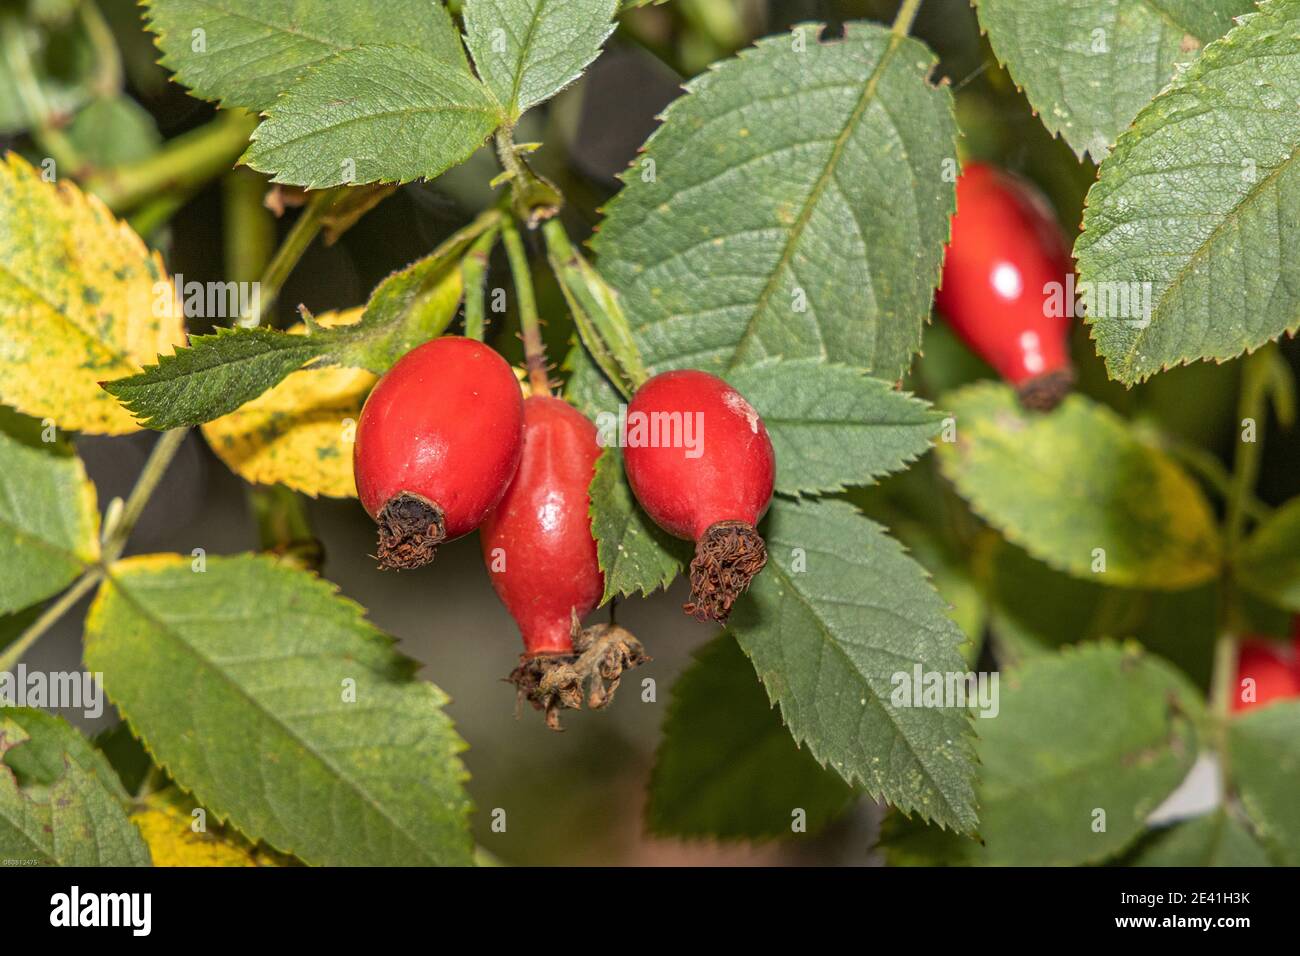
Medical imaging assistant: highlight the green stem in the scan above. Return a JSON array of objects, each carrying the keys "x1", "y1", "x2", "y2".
[
  {"x1": 240, "y1": 189, "x2": 335, "y2": 327},
  {"x1": 1224, "y1": 345, "x2": 1273, "y2": 553},
  {"x1": 500, "y1": 216, "x2": 551, "y2": 394},
  {"x1": 84, "y1": 109, "x2": 258, "y2": 212},
  {"x1": 127, "y1": 190, "x2": 195, "y2": 241},
  {"x1": 1210, "y1": 343, "x2": 1276, "y2": 795},
  {"x1": 0, "y1": 571, "x2": 103, "y2": 674},
  {"x1": 892, "y1": 0, "x2": 925, "y2": 36},
  {"x1": 223, "y1": 169, "x2": 277, "y2": 284},
  {"x1": 493, "y1": 127, "x2": 561, "y2": 223},
  {"x1": 460, "y1": 225, "x2": 499, "y2": 341},
  {"x1": 103, "y1": 429, "x2": 190, "y2": 564}
]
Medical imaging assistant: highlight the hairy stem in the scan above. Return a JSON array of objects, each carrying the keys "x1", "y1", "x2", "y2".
[
  {"x1": 84, "y1": 109, "x2": 258, "y2": 212},
  {"x1": 460, "y1": 225, "x2": 499, "y2": 341},
  {"x1": 501, "y1": 216, "x2": 551, "y2": 394}
]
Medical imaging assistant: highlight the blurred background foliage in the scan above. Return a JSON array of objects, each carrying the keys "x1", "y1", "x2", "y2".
[{"x1": 2, "y1": 0, "x2": 1296, "y2": 864}]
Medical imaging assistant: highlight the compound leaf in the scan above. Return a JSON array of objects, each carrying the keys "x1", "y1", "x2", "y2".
[
  {"x1": 1125, "y1": 811, "x2": 1272, "y2": 866},
  {"x1": 0, "y1": 714, "x2": 149, "y2": 866},
  {"x1": 588, "y1": 446, "x2": 687, "y2": 602},
  {"x1": 0, "y1": 152, "x2": 186, "y2": 434},
  {"x1": 648, "y1": 634, "x2": 856, "y2": 840},
  {"x1": 0, "y1": 409, "x2": 99, "y2": 614},
  {"x1": 594, "y1": 21, "x2": 957, "y2": 381},
  {"x1": 104, "y1": 326, "x2": 329, "y2": 431},
  {"x1": 200, "y1": 311, "x2": 376, "y2": 498},
  {"x1": 245, "y1": 45, "x2": 504, "y2": 189},
  {"x1": 881, "y1": 643, "x2": 1203, "y2": 865},
  {"x1": 463, "y1": 0, "x2": 618, "y2": 118},
  {"x1": 142, "y1": 0, "x2": 467, "y2": 111},
  {"x1": 1075, "y1": 0, "x2": 1300, "y2": 383},
  {"x1": 84, "y1": 553, "x2": 474, "y2": 866},
  {"x1": 975, "y1": 0, "x2": 1253, "y2": 161},
  {"x1": 937, "y1": 383, "x2": 1220, "y2": 589},
  {"x1": 1230, "y1": 699, "x2": 1300, "y2": 865},
  {"x1": 1236, "y1": 496, "x2": 1300, "y2": 612},
  {"x1": 725, "y1": 359, "x2": 943, "y2": 495},
  {"x1": 729, "y1": 497, "x2": 979, "y2": 834}
]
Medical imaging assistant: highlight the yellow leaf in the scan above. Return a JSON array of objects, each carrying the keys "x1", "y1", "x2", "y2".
[
  {"x1": 200, "y1": 309, "x2": 376, "y2": 498},
  {"x1": 0, "y1": 153, "x2": 186, "y2": 435},
  {"x1": 131, "y1": 790, "x2": 286, "y2": 867}
]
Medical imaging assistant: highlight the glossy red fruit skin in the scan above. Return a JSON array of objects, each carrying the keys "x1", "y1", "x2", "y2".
[
  {"x1": 480, "y1": 396, "x2": 604, "y2": 656},
  {"x1": 935, "y1": 162, "x2": 1074, "y2": 393},
  {"x1": 354, "y1": 336, "x2": 524, "y2": 540},
  {"x1": 1233, "y1": 638, "x2": 1300, "y2": 713},
  {"x1": 622, "y1": 370, "x2": 774, "y2": 541}
]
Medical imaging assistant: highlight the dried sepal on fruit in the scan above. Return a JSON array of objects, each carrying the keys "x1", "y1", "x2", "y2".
[
  {"x1": 481, "y1": 395, "x2": 646, "y2": 729},
  {"x1": 353, "y1": 336, "x2": 524, "y2": 569},
  {"x1": 622, "y1": 370, "x2": 775, "y2": 623}
]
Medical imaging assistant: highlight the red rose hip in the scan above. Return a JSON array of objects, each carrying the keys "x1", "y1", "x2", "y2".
[
  {"x1": 622, "y1": 369, "x2": 775, "y2": 623},
  {"x1": 354, "y1": 336, "x2": 524, "y2": 569},
  {"x1": 480, "y1": 395, "x2": 604, "y2": 657},
  {"x1": 1234, "y1": 638, "x2": 1300, "y2": 713},
  {"x1": 936, "y1": 161, "x2": 1075, "y2": 410}
]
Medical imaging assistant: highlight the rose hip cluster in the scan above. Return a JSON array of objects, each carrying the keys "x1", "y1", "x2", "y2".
[
  {"x1": 351, "y1": 336, "x2": 774, "y2": 727},
  {"x1": 937, "y1": 161, "x2": 1076, "y2": 411}
]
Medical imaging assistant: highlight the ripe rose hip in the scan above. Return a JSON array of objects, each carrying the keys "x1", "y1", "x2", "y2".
[
  {"x1": 480, "y1": 395, "x2": 604, "y2": 657},
  {"x1": 936, "y1": 161, "x2": 1075, "y2": 410},
  {"x1": 1233, "y1": 638, "x2": 1300, "y2": 713},
  {"x1": 353, "y1": 336, "x2": 524, "y2": 570},
  {"x1": 622, "y1": 369, "x2": 775, "y2": 623}
]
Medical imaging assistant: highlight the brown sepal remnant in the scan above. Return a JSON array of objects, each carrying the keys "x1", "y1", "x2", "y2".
[
  {"x1": 375, "y1": 493, "x2": 445, "y2": 570},
  {"x1": 508, "y1": 615, "x2": 650, "y2": 731},
  {"x1": 683, "y1": 520, "x2": 767, "y2": 623},
  {"x1": 1016, "y1": 367, "x2": 1075, "y2": 413}
]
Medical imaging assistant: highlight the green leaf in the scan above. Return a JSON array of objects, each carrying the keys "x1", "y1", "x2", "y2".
[
  {"x1": 0, "y1": 408, "x2": 99, "y2": 615},
  {"x1": 463, "y1": 0, "x2": 617, "y2": 119},
  {"x1": 725, "y1": 360, "x2": 942, "y2": 495},
  {"x1": 975, "y1": 0, "x2": 1253, "y2": 161},
  {"x1": 1230, "y1": 699, "x2": 1300, "y2": 864},
  {"x1": 84, "y1": 553, "x2": 474, "y2": 866},
  {"x1": 103, "y1": 327, "x2": 328, "y2": 431},
  {"x1": 335, "y1": 218, "x2": 478, "y2": 371},
  {"x1": 245, "y1": 45, "x2": 504, "y2": 189},
  {"x1": 2, "y1": 708, "x2": 130, "y2": 804},
  {"x1": 0, "y1": 714, "x2": 150, "y2": 866},
  {"x1": 1074, "y1": 0, "x2": 1300, "y2": 384},
  {"x1": 0, "y1": 3, "x2": 122, "y2": 134},
  {"x1": 937, "y1": 383, "x2": 1221, "y2": 589},
  {"x1": 1236, "y1": 497, "x2": 1300, "y2": 612},
  {"x1": 106, "y1": 217, "x2": 488, "y2": 430},
  {"x1": 730, "y1": 497, "x2": 978, "y2": 833},
  {"x1": 879, "y1": 643, "x2": 1203, "y2": 866},
  {"x1": 563, "y1": 339, "x2": 622, "y2": 420},
  {"x1": 588, "y1": 446, "x2": 688, "y2": 602},
  {"x1": 594, "y1": 21, "x2": 957, "y2": 381},
  {"x1": 648, "y1": 634, "x2": 856, "y2": 840},
  {"x1": 545, "y1": 219, "x2": 645, "y2": 399},
  {"x1": 142, "y1": 0, "x2": 467, "y2": 111},
  {"x1": 64, "y1": 94, "x2": 162, "y2": 167},
  {"x1": 984, "y1": 539, "x2": 1219, "y2": 692},
  {"x1": 1124, "y1": 811, "x2": 1273, "y2": 866}
]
